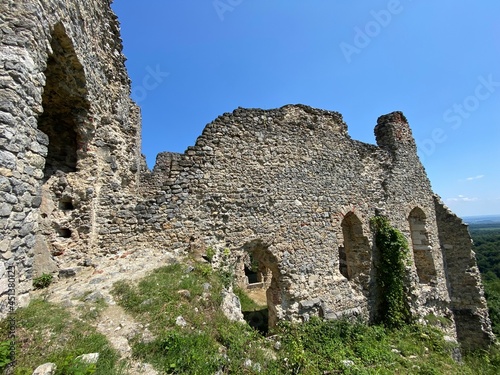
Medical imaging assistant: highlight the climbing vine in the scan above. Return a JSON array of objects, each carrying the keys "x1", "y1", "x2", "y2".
[{"x1": 371, "y1": 216, "x2": 412, "y2": 328}]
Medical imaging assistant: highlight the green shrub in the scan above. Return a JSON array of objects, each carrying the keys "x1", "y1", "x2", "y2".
[
  {"x1": 205, "y1": 247, "x2": 215, "y2": 262},
  {"x1": 0, "y1": 340, "x2": 12, "y2": 371},
  {"x1": 33, "y1": 273, "x2": 53, "y2": 289}
]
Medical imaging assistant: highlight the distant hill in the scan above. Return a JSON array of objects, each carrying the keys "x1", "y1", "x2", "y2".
[{"x1": 463, "y1": 215, "x2": 500, "y2": 226}]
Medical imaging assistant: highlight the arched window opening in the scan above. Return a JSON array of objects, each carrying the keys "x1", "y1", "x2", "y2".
[
  {"x1": 409, "y1": 208, "x2": 437, "y2": 284},
  {"x1": 38, "y1": 23, "x2": 90, "y2": 182},
  {"x1": 340, "y1": 213, "x2": 371, "y2": 287},
  {"x1": 244, "y1": 253, "x2": 270, "y2": 288}
]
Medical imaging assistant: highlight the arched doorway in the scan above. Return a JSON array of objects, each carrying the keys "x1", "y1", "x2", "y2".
[{"x1": 240, "y1": 240, "x2": 282, "y2": 334}]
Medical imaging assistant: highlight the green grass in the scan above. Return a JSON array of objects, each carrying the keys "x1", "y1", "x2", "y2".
[
  {"x1": 111, "y1": 262, "x2": 276, "y2": 373},
  {"x1": 110, "y1": 261, "x2": 500, "y2": 374},
  {"x1": 32, "y1": 273, "x2": 53, "y2": 289},
  {"x1": 0, "y1": 299, "x2": 125, "y2": 375},
  {"x1": 3, "y1": 260, "x2": 500, "y2": 374}
]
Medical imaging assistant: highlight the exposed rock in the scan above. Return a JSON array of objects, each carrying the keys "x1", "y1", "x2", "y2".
[
  {"x1": 342, "y1": 360, "x2": 355, "y2": 367},
  {"x1": 177, "y1": 289, "x2": 191, "y2": 299},
  {"x1": 84, "y1": 290, "x2": 104, "y2": 303},
  {"x1": 32, "y1": 363, "x2": 56, "y2": 375},
  {"x1": 221, "y1": 289, "x2": 245, "y2": 323},
  {"x1": 33, "y1": 235, "x2": 58, "y2": 277},
  {"x1": 76, "y1": 352, "x2": 99, "y2": 364},
  {"x1": 243, "y1": 358, "x2": 262, "y2": 372},
  {"x1": 59, "y1": 268, "x2": 79, "y2": 278},
  {"x1": 175, "y1": 315, "x2": 188, "y2": 327}
]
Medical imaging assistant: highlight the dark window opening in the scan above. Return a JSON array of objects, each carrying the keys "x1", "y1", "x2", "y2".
[
  {"x1": 59, "y1": 197, "x2": 74, "y2": 211},
  {"x1": 57, "y1": 227, "x2": 72, "y2": 238},
  {"x1": 38, "y1": 23, "x2": 90, "y2": 182},
  {"x1": 243, "y1": 309, "x2": 269, "y2": 335},
  {"x1": 245, "y1": 265, "x2": 259, "y2": 284},
  {"x1": 339, "y1": 245, "x2": 348, "y2": 279}
]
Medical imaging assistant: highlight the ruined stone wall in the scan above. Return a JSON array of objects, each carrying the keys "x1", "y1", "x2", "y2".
[
  {"x1": 0, "y1": 0, "x2": 141, "y2": 316},
  {"x1": 124, "y1": 105, "x2": 492, "y2": 346},
  {"x1": 0, "y1": 1, "x2": 493, "y2": 350},
  {"x1": 434, "y1": 197, "x2": 495, "y2": 349}
]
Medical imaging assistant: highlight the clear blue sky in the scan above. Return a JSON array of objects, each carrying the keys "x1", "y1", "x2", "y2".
[{"x1": 111, "y1": 0, "x2": 499, "y2": 217}]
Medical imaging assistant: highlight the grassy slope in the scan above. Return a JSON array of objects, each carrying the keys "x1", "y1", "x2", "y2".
[
  {"x1": 2, "y1": 258, "x2": 500, "y2": 374},
  {"x1": 109, "y1": 262, "x2": 500, "y2": 374},
  {"x1": 0, "y1": 299, "x2": 124, "y2": 374}
]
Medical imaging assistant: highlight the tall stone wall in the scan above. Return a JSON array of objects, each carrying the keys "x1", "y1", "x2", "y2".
[{"x1": 0, "y1": 0, "x2": 141, "y2": 316}]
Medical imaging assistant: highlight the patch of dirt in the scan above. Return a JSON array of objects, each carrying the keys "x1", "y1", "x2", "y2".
[
  {"x1": 246, "y1": 288, "x2": 268, "y2": 307},
  {"x1": 32, "y1": 247, "x2": 184, "y2": 374}
]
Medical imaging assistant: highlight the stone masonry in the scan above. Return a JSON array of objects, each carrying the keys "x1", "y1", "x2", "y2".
[
  {"x1": 0, "y1": 1, "x2": 495, "y2": 351},
  {"x1": 0, "y1": 0, "x2": 141, "y2": 312}
]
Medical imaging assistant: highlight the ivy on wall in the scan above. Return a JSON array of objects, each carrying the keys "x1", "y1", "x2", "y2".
[{"x1": 371, "y1": 216, "x2": 412, "y2": 328}]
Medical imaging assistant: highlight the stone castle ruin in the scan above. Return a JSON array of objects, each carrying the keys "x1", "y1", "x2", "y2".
[{"x1": 0, "y1": 1, "x2": 495, "y2": 350}]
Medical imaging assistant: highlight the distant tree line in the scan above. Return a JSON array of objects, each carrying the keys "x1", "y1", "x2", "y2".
[{"x1": 470, "y1": 224, "x2": 500, "y2": 336}]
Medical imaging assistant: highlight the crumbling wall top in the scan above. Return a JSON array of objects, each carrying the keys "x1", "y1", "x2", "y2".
[{"x1": 374, "y1": 111, "x2": 417, "y2": 153}]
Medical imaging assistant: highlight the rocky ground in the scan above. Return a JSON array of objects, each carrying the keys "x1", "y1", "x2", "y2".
[{"x1": 32, "y1": 247, "x2": 186, "y2": 375}]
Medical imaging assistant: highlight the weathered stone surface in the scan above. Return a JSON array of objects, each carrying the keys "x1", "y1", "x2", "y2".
[
  {"x1": 0, "y1": 0, "x2": 494, "y2": 351},
  {"x1": 76, "y1": 352, "x2": 99, "y2": 364},
  {"x1": 0, "y1": 0, "x2": 141, "y2": 317},
  {"x1": 32, "y1": 362, "x2": 57, "y2": 375},
  {"x1": 33, "y1": 234, "x2": 58, "y2": 277},
  {"x1": 221, "y1": 289, "x2": 245, "y2": 323},
  {"x1": 175, "y1": 315, "x2": 188, "y2": 327},
  {"x1": 135, "y1": 106, "x2": 493, "y2": 348}
]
